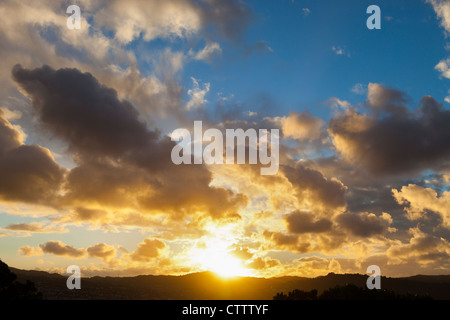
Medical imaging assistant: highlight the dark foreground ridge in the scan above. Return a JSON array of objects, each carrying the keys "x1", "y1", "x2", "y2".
[
  {"x1": 0, "y1": 260, "x2": 42, "y2": 300},
  {"x1": 5, "y1": 264, "x2": 449, "y2": 300}
]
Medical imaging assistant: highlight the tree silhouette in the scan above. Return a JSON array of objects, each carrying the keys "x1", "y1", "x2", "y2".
[
  {"x1": 274, "y1": 284, "x2": 432, "y2": 300},
  {"x1": 0, "y1": 259, "x2": 42, "y2": 300},
  {"x1": 319, "y1": 284, "x2": 432, "y2": 300},
  {"x1": 274, "y1": 289, "x2": 318, "y2": 300}
]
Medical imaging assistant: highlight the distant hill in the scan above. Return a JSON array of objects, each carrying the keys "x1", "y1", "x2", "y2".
[{"x1": 10, "y1": 268, "x2": 450, "y2": 300}]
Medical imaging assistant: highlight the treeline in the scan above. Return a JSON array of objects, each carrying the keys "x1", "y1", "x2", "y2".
[
  {"x1": 273, "y1": 284, "x2": 432, "y2": 300},
  {"x1": 0, "y1": 260, "x2": 42, "y2": 300}
]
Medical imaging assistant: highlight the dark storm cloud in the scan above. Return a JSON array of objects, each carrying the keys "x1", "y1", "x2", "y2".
[
  {"x1": 281, "y1": 163, "x2": 347, "y2": 210},
  {"x1": 262, "y1": 231, "x2": 311, "y2": 253},
  {"x1": 63, "y1": 161, "x2": 154, "y2": 209},
  {"x1": 336, "y1": 212, "x2": 393, "y2": 237},
  {"x1": 366, "y1": 83, "x2": 409, "y2": 117},
  {"x1": 0, "y1": 145, "x2": 65, "y2": 203},
  {"x1": 0, "y1": 109, "x2": 64, "y2": 204},
  {"x1": 11, "y1": 65, "x2": 247, "y2": 219},
  {"x1": 11, "y1": 64, "x2": 162, "y2": 162},
  {"x1": 329, "y1": 84, "x2": 450, "y2": 176},
  {"x1": 345, "y1": 186, "x2": 403, "y2": 216},
  {"x1": 285, "y1": 210, "x2": 333, "y2": 234},
  {"x1": 64, "y1": 159, "x2": 247, "y2": 218}
]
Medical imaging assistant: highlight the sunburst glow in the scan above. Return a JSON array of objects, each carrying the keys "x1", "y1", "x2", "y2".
[{"x1": 187, "y1": 224, "x2": 252, "y2": 278}]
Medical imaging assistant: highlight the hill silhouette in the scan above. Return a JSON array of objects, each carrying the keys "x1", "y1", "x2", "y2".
[
  {"x1": 8, "y1": 268, "x2": 450, "y2": 300},
  {"x1": 0, "y1": 260, "x2": 42, "y2": 300}
]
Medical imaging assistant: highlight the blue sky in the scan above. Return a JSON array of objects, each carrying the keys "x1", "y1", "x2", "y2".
[{"x1": 179, "y1": 0, "x2": 448, "y2": 119}]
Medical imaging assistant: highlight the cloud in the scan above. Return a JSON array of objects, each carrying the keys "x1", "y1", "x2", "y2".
[
  {"x1": 351, "y1": 83, "x2": 366, "y2": 95},
  {"x1": 342, "y1": 182, "x2": 405, "y2": 221},
  {"x1": 0, "y1": 145, "x2": 64, "y2": 204},
  {"x1": 387, "y1": 227, "x2": 450, "y2": 263},
  {"x1": 0, "y1": 0, "x2": 126, "y2": 96},
  {"x1": 186, "y1": 77, "x2": 210, "y2": 110},
  {"x1": 302, "y1": 8, "x2": 311, "y2": 16},
  {"x1": 435, "y1": 58, "x2": 450, "y2": 79},
  {"x1": 428, "y1": 1, "x2": 450, "y2": 81},
  {"x1": 393, "y1": 184, "x2": 450, "y2": 228},
  {"x1": 11, "y1": 65, "x2": 247, "y2": 220},
  {"x1": 198, "y1": 0, "x2": 251, "y2": 40},
  {"x1": 0, "y1": 0, "x2": 250, "y2": 127},
  {"x1": 0, "y1": 108, "x2": 65, "y2": 204},
  {"x1": 95, "y1": 0, "x2": 251, "y2": 44},
  {"x1": 192, "y1": 42, "x2": 222, "y2": 62},
  {"x1": 130, "y1": 238, "x2": 166, "y2": 262},
  {"x1": 263, "y1": 231, "x2": 311, "y2": 253},
  {"x1": 0, "y1": 107, "x2": 22, "y2": 121},
  {"x1": 39, "y1": 241, "x2": 86, "y2": 258},
  {"x1": 285, "y1": 210, "x2": 332, "y2": 234},
  {"x1": 0, "y1": 108, "x2": 23, "y2": 151},
  {"x1": 332, "y1": 46, "x2": 344, "y2": 55},
  {"x1": 336, "y1": 212, "x2": 393, "y2": 237},
  {"x1": 20, "y1": 241, "x2": 118, "y2": 261},
  {"x1": 96, "y1": 0, "x2": 200, "y2": 43},
  {"x1": 229, "y1": 246, "x2": 253, "y2": 260},
  {"x1": 0, "y1": 0, "x2": 194, "y2": 127},
  {"x1": 246, "y1": 256, "x2": 280, "y2": 270},
  {"x1": 329, "y1": 84, "x2": 450, "y2": 175},
  {"x1": 11, "y1": 64, "x2": 162, "y2": 160},
  {"x1": 281, "y1": 111, "x2": 325, "y2": 141},
  {"x1": 293, "y1": 256, "x2": 340, "y2": 276},
  {"x1": 332, "y1": 46, "x2": 349, "y2": 57},
  {"x1": 444, "y1": 172, "x2": 450, "y2": 183},
  {"x1": 87, "y1": 243, "x2": 117, "y2": 260},
  {"x1": 64, "y1": 159, "x2": 247, "y2": 220},
  {"x1": 245, "y1": 40, "x2": 273, "y2": 56},
  {"x1": 18, "y1": 245, "x2": 43, "y2": 257},
  {"x1": 5, "y1": 222, "x2": 67, "y2": 234},
  {"x1": 327, "y1": 97, "x2": 351, "y2": 110},
  {"x1": 281, "y1": 163, "x2": 347, "y2": 211},
  {"x1": 427, "y1": 0, "x2": 450, "y2": 34},
  {"x1": 367, "y1": 83, "x2": 409, "y2": 117}
]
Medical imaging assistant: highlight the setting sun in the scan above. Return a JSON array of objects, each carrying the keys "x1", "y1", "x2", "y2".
[
  {"x1": 187, "y1": 225, "x2": 253, "y2": 278},
  {"x1": 195, "y1": 248, "x2": 251, "y2": 278}
]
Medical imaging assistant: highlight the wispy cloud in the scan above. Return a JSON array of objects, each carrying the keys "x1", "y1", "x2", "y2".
[
  {"x1": 302, "y1": 8, "x2": 311, "y2": 16},
  {"x1": 332, "y1": 45, "x2": 350, "y2": 57},
  {"x1": 190, "y1": 42, "x2": 222, "y2": 62},
  {"x1": 351, "y1": 83, "x2": 366, "y2": 95}
]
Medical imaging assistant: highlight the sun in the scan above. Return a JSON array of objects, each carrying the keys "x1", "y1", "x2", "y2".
[
  {"x1": 196, "y1": 247, "x2": 250, "y2": 278},
  {"x1": 187, "y1": 225, "x2": 253, "y2": 278}
]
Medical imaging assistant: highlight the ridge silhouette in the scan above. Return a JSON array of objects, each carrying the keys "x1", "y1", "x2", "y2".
[{"x1": 4, "y1": 267, "x2": 450, "y2": 300}]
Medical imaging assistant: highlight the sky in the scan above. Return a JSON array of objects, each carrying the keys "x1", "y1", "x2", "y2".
[{"x1": 0, "y1": 0, "x2": 450, "y2": 279}]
